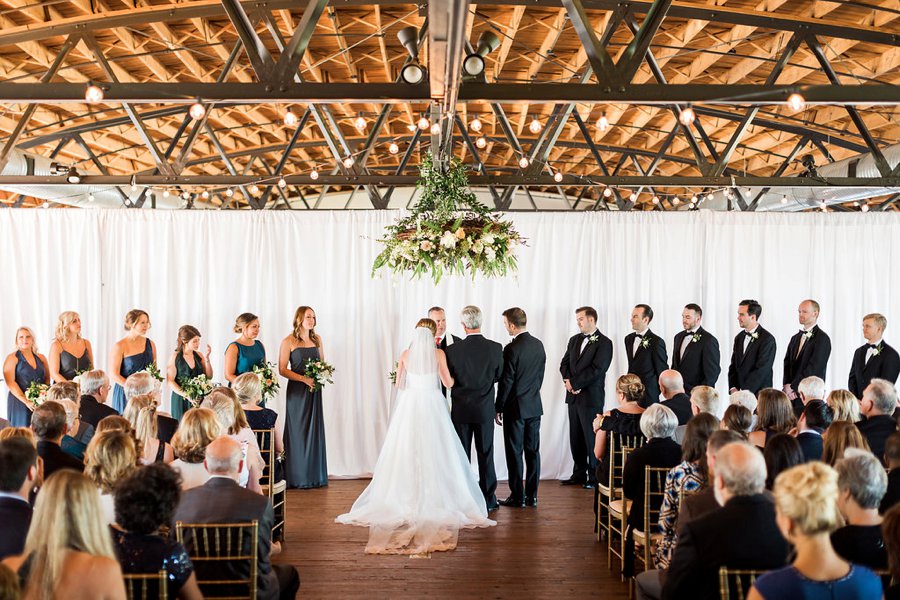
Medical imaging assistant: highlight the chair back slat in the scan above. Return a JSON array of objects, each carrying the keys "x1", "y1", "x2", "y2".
[
  {"x1": 642, "y1": 466, "x2": 671, "y2": 534},
  {"x1": 176, "y1": 520, "x2": 259, "y2": 600},
  {"x1": 609, "y1": 432, "x2": 645, "y2": 499},
  {"x1": 123, "y1": 570, "x2": 167, "y2": 600},
  {"x1": 252, "y1": 429, "x2": 276, "y2": 495},
  {"x1": 718, "y1": 567, "x2": 764, "y2": 600}
]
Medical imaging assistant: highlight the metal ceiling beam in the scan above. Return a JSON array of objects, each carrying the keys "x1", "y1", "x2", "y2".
[
  {"x1": 220, "y1": 0, "x2": 274, "y2": 80},
  {"x1": 256, "y1": 109, "x2": 311, "y2": 208},
  {"x1": 561, "y1": 0, "x2": 624, "y2": 87},
  {"x1": 73, "y1": 134, "x2": 131, "y2": 206},
  {"x1": 746, "y1": 135, "x2": 809, "y2": 211},
  {"x1": 428, "y1": 0, "x2": 467, "y2": 114},
  {"x1": 616, "y1": 0, "x2": 672, "y2": 83},
  {"x1": 572, "y1": 111, "x2": 631, "y2": 210},
  {"x1": 454, "y1": 115, "x2": 501, "y2": 205},
  {"x1": 271, "y1": 0, "x2": 330, "y2": 85}
]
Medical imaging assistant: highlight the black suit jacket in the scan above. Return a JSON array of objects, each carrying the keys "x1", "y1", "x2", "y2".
[
  {"x1": 78, "y1": 394, "x2": 118, "y2": 428},
  {"x1": 0, "y1": 497, "x2": 32, "y2": 561},
  {"x1": 728, "y1": 326, "x2": 777, "y2": 394},
  {"x1": 662, "y1": 494, "x2": 790, "y2": 600},
  {"x1": 496, "y1": 332, "x2": 546, "y2": 420},
  {"x1": 849, "y1": 341, "x2": 900, "y2": 399},
  {"x1": 624, "y1": 330, "x2": 668, "y2": 407},
  {"x1": 857, "y1": 414, "x2": 898, "y2": 465},
  {"x1": 661, "y1": 393, "x2": 693, "y2": 425},
  {"x1": 437, "y1": 334, "x2": 461, "y2": 395},
  {"x1": 796, "y1": 430, "x2": 824, "y2": 462},
  {"x1": 174, "y1": 477, "x2": 279, "y2": 600},
  {"x1": 445, "y1": 334, "x2": 503, "y2": 424},
  {"x1": 671, "y1": 327, "x2": 721, "y2": 392},
  {"x1": 560, "y1": 331, "x2": 613, "y2": 410},
  {"x1": 37, "y1": 440, "x2": 83, "y2": 481},
  {"x1": 783, "y1": 325, "x2": 831, "y2": 391}
]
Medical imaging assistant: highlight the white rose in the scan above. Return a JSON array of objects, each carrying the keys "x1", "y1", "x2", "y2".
[
  {"x1": 473, "y1": 240, "x2": 484, "y2": 254},
  {"x1": 484, "y1": 247, "x2": 496, "y2": 261},
  {"x1": 440, "y1": 230, "x2": 457, "y2": 249},
  {"x1": 420, "y1": 240, "x2": 433, "y2": 251},
  {"x1": 483, "y1": 234, "x2": 495, "y2": 245}
]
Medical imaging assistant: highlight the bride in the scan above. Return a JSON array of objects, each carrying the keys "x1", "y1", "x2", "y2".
[{"x1": 336, "y1": 318, "x2": 496, "y2": 554}]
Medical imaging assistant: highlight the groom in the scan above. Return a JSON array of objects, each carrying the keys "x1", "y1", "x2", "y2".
[{"x1": 445, "y1": 305, "x2": 503, "y2": 512}]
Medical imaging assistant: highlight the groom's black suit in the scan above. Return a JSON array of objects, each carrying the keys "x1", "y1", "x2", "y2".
[
  {"x1": 446, "y1": 333, "x2": 503, "y2": 508},
  {"x1": 437, "y1": 333, "x2": 462, "y2": 397}
]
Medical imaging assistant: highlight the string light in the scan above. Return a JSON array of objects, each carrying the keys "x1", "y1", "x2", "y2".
[
  {"x1": 417, "y1": 116, "x2": 430, "y2": 130},
  {"x1": 781, "y1": 194, "x2": 788, "y2": 204},
  {"x1": 343, "y1": 156, "x2": 355, "y2": 168},
  {"x1": 652, "y1": 195, "x2": 660, "y2": 204},
  {"x1": 225, "y1": 188, "x2": 233, "y2": 197},
  {"x1": 249, "y1": 184, "x2": 259, "y2": 194},
  {"x1": 189, "y1": 102, "x2": 206, "y2": 120},
  {"x1": 691, "y1": 195, "x2": 698, "y2": 204},
  {"x1": 354, "y1": 114, "x2": 366, "y2": 131},
  {"x1": 284, "y1": 110, "x2": 299, "y2": 127},
  {"x1": 475, "y1": 136, "x2": 487, "y2": 149},
  {"x1": 629, "y1": 192, "x2": 638, "y2": 202},
  {"x1": 87, "y1": 192, "x2": 95, "y2": 202},
  {"x1": 861, "y1": 202, "x2": 869, "y2": 212},
  {"x1": 162, "y1": 190, "x2": 170, "y2": 198},
  {"x1": 470, "y1": 116, "x2": 482, "y2": 132},
  {"x1": 518, "y1": 156, "x2": 529, "y2": 169},
  {"x1": 528, "y1": 115, "x2": 542, "y2": 134},
  {"x1": 787, "y1": 93, "x2": 806, "y2": 112},
  {"x1": 278, "y1": 177, "x2": 287, "y2": 189},
  {"x1": 310, "y1": 168, "x2": 320, "y2": 181},
  {"x1": 673, "y1": 196, "x2": 681, "y2": 205},
  {"x1": 706, "y1": 194, "x2": 714, "y2": 203},
  {"x1": 85, "y1": 84, "x2": 103, "y2": 104},
  {"x1": 201, "y1": 190, "x2": 210, "y2": 199},
  {"x1": 596, "y1": 111, "x2": 610, "y2": 133},
  {"x1": 388, "y1": 142, "x2": 399, "y2": 155},
  {"x1": 553, "y1": 170, "x2": 563, "y2": 183},
  {"x1": 181, "y1": 190, "x2": 190, "y2": 200},
  {"x1": 603, "y1": 187, "x2": 612, "y2": 198},
  {"x1": 678, "y1": 106, "x2": 696, "y2": 127},
  {"x1": 430, "y1": 122, "x2": 441, "y2": 135}
]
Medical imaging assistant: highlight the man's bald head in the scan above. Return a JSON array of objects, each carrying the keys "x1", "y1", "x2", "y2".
[
  {"x1": 204, "y1": 436, "x2": 243, "y2": 476},
  {"x1": 715, "y1": 442, "x2": 767, "y2": 500},
  {"x1": 658, "y1": 370, "x2": 685, "y2": 398}
]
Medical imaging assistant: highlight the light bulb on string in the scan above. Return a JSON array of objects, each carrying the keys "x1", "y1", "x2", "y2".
[
  {"x1": 678, "y1": 106, "x2": 696, "y2": 127},
  {"x1": 417, "y1": 116, "x2": 430, "y2": 130},
  {"x1": 354, "y1": 114, "x2": 366, "y2": 131},
  {"x1": 475, "y1": 136, "x2": 487, "y2": 149},
  {"x1": 189, "y1": 102, "x2": 206, "y2": 120},
  {"x1": 388, "y1": 142, "x2": 399, "y2": 155},
  {"x1": 278, "y1": 177, "x2": 287, "y2": 189},
  {"x1": 787, "y1": 93, "x2": 806, "y2": 112},
  {"x1": 284, "y1": 110, "x2": 299, "y2": 127},
  {"x1": 201, "y1": 190, "x2": 210, "y2": 199},
  {"x1": 861, "y1": 203, "x2": 869, "y2": 213},
  {"x1": 596, "y1": 111, "x2": 610, "y2": 133},
  {"x1": 181, "y1": 190, "x2": 190, "y2": 200},
  {"x1": 691, "y1": 195, "x2": 698, "y2": 204},
  {"x1": 310, "y1": 168, "x2": 319, "y2": 181},
  {"x1": 528, "y1": 115, "x2": 541, "y2": 134},
  {"x1": 85, "y1": 84, "x2": 104, "y2": 104},
  {"x1": 343, "y1": 156, "x2": 355, "y2": 169},
  {"x1": 629, "y1": 192, "x2": 638, "y2": 202},
  {"x1": 470, "y1": 116, "x2": 482, "y2": 132},
  {"x1": 781, "y1": 194, "x2": 788, "y2": 204},
  {"x1": 673, "y1": 196, "x2": 681, "y2": 205},
  {"x1": 87, "y1": 192, "x2": 95, "y2": 202},
  {"x1": 652, "y1": 195, "x2": 660, "y2": 204},
  {"x1": 250, "y1": 184, "x2": 259, "y2": 194},
  {"x1": 430, "y1": 122, "x2": 441, "y2": 135},
  {"x1": 162, "y1": 190, "x2": 170, "y2": 198},
  {"x1": 225, "y1": 188, "x2": 233, "y2": 197},
  {"x1": 518, "y1": 156, "x2": 529, "y2": 169},
  {"x1": 553, "y1": 170, "x2": 563, "y2": 183},
  {"x1": 706, "y1": 194, "x2": 714, "y2": 203},
  {"x1": 603, "y1": 187, "x2": 612, "y2": 198}
]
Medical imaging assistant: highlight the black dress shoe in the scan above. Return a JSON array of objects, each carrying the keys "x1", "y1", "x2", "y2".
[
  {"x1": 524, "y1": 497, "x2": 538, "y2": 507},
  {"x1": 582, "y1": 482, "x2": 596, "y2": 489},
  {"x1": 486, "y1": 501, "x2": 500, "y2": 512},
  {"x1": 499, "y1": 497, "x2": 526, "y2": 508},
  {"x1": 560, "y1": 477, "x2": 586, "y2": 486}
]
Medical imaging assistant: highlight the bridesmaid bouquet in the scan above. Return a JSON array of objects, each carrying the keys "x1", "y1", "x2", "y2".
[
  {"x1": 252, "y1": 362, "x2": 280, "y2": 402},
  {"x1": 140, "y1": 363, "x2": 164, "y2": 382},
  {"x1": 25, "y1": 382, "x2": 49, "y2": 408},
  {"x1": 177, "y1": 374, "x2": 214, "y2": 408},
  {"x1": 304, "y1": 359, "x2": 335, "y2": 392}
]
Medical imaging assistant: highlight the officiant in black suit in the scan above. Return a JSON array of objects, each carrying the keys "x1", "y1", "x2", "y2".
[
  {"x1": 849, "y1": 313, "x2": 900, "y2": 398},
  {"x1": 671, "y1": 303, "x2": 720, "y2": 393},
  {"x1": 496, "y1": 308, "x2": 546, "y2": 508},
  {"x1": 430, "y1": 307, "x2": 461, "y2": 397},
  {"x1": 560, "y1": 306, "x2": 613, "y2": 488},
  {"x1": 728, "y1": 299, "x2": 777, "y2": 395},
  {"x1": 625, "y1": 304, "x2": 668, "y2": 407},
  {"x1": 783, "y1": 300, "x2": 831, "y2": 405},
  {"x1": 445, "y1": 305, "x2": 503, "y2": 511}
]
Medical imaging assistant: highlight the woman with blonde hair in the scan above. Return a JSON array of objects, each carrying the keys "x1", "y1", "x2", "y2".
[
  {"x1": 279, "y1": 305, "x2": 328, "y2": 489},
  {"x1": 749, "y1": 388, "x2": 796, "y2": 449},
  {"x1": 0, "y1": 427, "x2": 35, "y2": 445},
  {"x1": 2, "y1": 327, "x2": 50, "y2": 427},
  {"x1": 166, "y1": 325, "x2": 213, "y2": 421},
  {"x1": 234, "y1": 372, "x2": 283, "y2": 450},
  {"x1": 170, "y1": 407, "x2": 220, "y2": 490},
  {"x1": 47, "y1": 382, "x2": 94, "y2": 452},
  {"x1": 827, "y1": 389, "x2": 861, "y2": 424},
  {"x1": 748, "y1": 462, "x2": 881, "y2": 599},
  {"x1": 592, "y1": 374, "x2": 646, "y2": 485},
  {"x1": 822, "y1": 421, "x2": 872, "y2": 466},
  {"x1": 224, "y1": 312, "x2": 266, "y2": 385},
  {"x1": 84, "y1": 429, "x2": 138, "y2": 523},
  {"x1": 48, "y1": 311, "x2": 93, "y2": 383},
  {"x1": 123, "y1": 394, "x2": 173, "y2": 464},
  {"x1": 202, "y1": 387, "x2": 264, "y2": 493},
  {"x1": 108, "y1": 309, "x2": 156, "y2": 414},
  {"x1": 1, "y1": 470, "x2": 126, "y2": 599}
]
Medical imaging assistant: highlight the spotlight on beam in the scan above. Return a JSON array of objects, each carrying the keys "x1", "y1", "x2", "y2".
[
  {"x1": 463, "y1": 30, "x2": 500, "y2": 77},
  {"x1": 397, "y1": 26, "x2": 427, "y2": 84}
]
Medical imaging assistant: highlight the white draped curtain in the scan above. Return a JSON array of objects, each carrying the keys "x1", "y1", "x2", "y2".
[{"x1": 1, "y1": 209, "x2": 898, "y2": 479}]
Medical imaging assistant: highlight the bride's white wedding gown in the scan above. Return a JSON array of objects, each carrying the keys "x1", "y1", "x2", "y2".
[{"x1": 336, "y1": 328, "x2": 496, "y2": 554}]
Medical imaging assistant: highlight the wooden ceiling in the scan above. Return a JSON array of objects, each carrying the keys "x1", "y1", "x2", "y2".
[{"x1": 0, "y1": 0, "x2": 898, "y2": 209}]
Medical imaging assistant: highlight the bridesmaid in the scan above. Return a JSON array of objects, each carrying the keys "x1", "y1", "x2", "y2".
[
  {"x1": 278, "y1": 305, "x2": 328, "y2": 489},
  {"x1": 48, "y1": 311, "x2": 94, "y2": 382},
  {"x1": 166, "y1": 325, "x2": 213, "y2": 421},
  {"x1": 109, "y1": 309, "x2": 157, "y2": 414},
  {"x1": 2, "y1": 327, "x2": 51, "y2": 427},
  {"x1": 224, "y1": 313, "x2": 267, "y2": 399}
]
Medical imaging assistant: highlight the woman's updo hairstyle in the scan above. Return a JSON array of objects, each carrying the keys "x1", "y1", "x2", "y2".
[
  {"x1": 233, "y1": 313, "x2": 258, "y2": 334},
  {"x1": 124, "y1": 309, "x2": 149, "y2": 331},
  {"x1": 616, "y1": 374, "x2": 645, "y2": 404},
  {"x1": 773, "y1": 461, "x2": 842, "y2": 536},
  {"x1": 416, "y1": 318, "x2": 437, "y2": 336}
]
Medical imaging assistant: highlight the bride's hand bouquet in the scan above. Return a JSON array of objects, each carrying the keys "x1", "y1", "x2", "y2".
[
  {"x1": 177, "y1": 374, "x2": 214, "y2": 408},
  {"x1": 252, "y1": 362, "x2": 280, "y2": 401},
  {"x1": 304, "y1": 359, "x2": 335, "y2": 392},
  {"x1": 25, "y1": 381, "x2": 49, "y2": 408}
]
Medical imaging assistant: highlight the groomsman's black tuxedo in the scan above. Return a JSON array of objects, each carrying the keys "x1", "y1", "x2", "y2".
[
  {"x1": 496, "y1": 331, "x2": 546, "y2": 503},
  {"x1": 445, "y1": 333, "x2": 503, "y2": 508},
  {"x1": 671, "y1": 327, "x2": 721, "y2": 392},
  {"x1": 624, "y1": 330, "x2": 668, "y2": 407},
  {"x1": 559, "y1": 330, "x2": 613, "y2": 484},
  {"x1": 783, "y1": 324, "x2": 831, "y2": 393},
  {"x1": 436, "y1": 333, "x2": 462, "y2": 396},
  {"x1": 727, "y1": 326, "x2": 777, "y2": 394},
  {"x1": 848, "y1": 341, "x2": 900, "y2": 399}
]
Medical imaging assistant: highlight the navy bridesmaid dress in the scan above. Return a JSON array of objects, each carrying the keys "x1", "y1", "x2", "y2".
[
  {"x1": 111, "y1": 338, "x2": 154, "y2": 413},
  {"x1": 284, "y1": 346, "x2": 328, "y2": 489},
  {"x1": 8, "y1": 351, "x2": 46, "y2": 427}
]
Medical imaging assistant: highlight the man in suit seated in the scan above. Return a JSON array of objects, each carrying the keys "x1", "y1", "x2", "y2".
[
  {"x1": 795, "y1": 399, "x2": 832, "y2": 462},
  {"x1": 792, "y1": 376, "x2": 825, "y2": 420},
  {"x1": 673, "y1": 386, "x2": 721, "y2": 445},
  {"x1": 658, "y1": 370, "x2": 692, "y2": 425},
  {"x1": 31, "y1": 400, "x2": 83, "y2": 480},
  {"x1": 0, "y1": 437, "x2": 39, "y2": 560},
  {"x1": 174, "y1": 437, "x2": 300, "y2": 600},
  {"x1": 77, "y1": 369, "x2": 118, "y2": 428},
  {"x1": 858, "y1": 379, "x2": 899, "y2": 464},
  {"x1": 729, "y1": 390, "x2": 758, "y2": 430},
  {"x1": 124, "y1": 371, "x2": 177, "y2": 444},
  {"x1": 660, "y1": 442, "x2": 790, "y2": 600},
  {"x1": 849, "y1": 313, "x2": 900, "y2": 399}
]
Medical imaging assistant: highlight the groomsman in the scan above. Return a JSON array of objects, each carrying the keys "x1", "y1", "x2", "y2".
[
  {"x1": 849, "y1": 313, "x2": 900, "y2": 399},
  {"x1": 559, "y1": 306, "x2": 613, "y2": 488},
  {"x1": 783, "y1": 299, "x2": 831, "y2": 402},
  {"x1": 671, "y1": 303, "x2": 721, "y2": 392},
  {"x1": 624, "y1": 304, "x2": 668, "y2": 407},
  {"x1": 728, "y1": 299, "x2": 777, "y2": 395},
  {"x1": 430, "y1": 306, "x2": 461, "y2": 398},
  {"x1": 496, "y1": 308, "x2": 546, "y2": 508}
]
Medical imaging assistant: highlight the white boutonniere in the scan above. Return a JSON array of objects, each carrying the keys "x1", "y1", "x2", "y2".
[
  {"x1": 640, "y1": 337, "x2": 651, "y2": 349},
  {"x1": 803, "y1": 330, "x2": 814, "y2": 341},
  {"x1": 691, "y1": 333, "x2": 702, "y2": 343},
  {"x1": 587, "y1": 334, "x2": 599, "y2": 345},
  {"x1": 748, "y1": 332, "x2": 759, "y2": 343},
  {"x1": 873, "y1": 344, "x2": 883, "y2": 356}
]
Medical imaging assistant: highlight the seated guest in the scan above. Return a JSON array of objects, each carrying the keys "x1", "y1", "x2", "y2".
[
  {"x1": 858, "y1": 378, "x2": 899, "y2": 464},
  {"x1": 0, "y1": 564, "x2": 18, "y2": 600},
  {"x1": 654, "y1": 413, "x2": 718, "y2": 569},
  {"x1": 31, "y1": 400, "x2": 83, "y2": 479},
  {"x1": 124, "y1": 372, "x2": 177, "y2": 444},
  {"x1": 95, "y1": 414, "x2": 134, "y2": 435},
  {"x1": 78, "y1": 369, "x2": 117, "y2": 427},
  {"x1": 85, "y1": 430, "x2": 138, "y2": 524},
  {"x1": 47, "y1": 382, "x2": 94, "y2": 444},
  {"x1": 674, "y1": 386, "x2": 720, "y2": 444},
  {"x1": 722, "y1": 404, "x2": 752, "y2": 440},
  {"x1": 112, "y1": 464, "x2": 203, "y2": 600},
  {"x1": 749, "y1": 389, "x2": 795, "y2": 449},
  {"x1": 658, "y1": 370, "x2": 692, "y2": 425},
  {"x1": 749, "y1": 462, "x2": 881, "y2": 600},
  {"x1": 124, "y1": 394, "x2": 174, "y2": 464},
  {"x1": 0, "y1": 427, "x2": 34, "y2": 444},
  {"x1": 593, "y1": 374, "x2": 646, "y2": 487},
  {"x1": 882, "y1": 505, "x2": 900, "y2": 600},
  {"x1": 0, "y1": 419, "x2": 7, "y2": 433},
  {"x1": 0, "y1": 438, "x2": 38, "y2": 560},
  {"x1": 792, "y1": 375, "x2": 826, "y2": 420},
  {"x1": 832, "y1": 450, "x2": 888, "y2": 570},
  {"x1": 234, "y1": 373, "x2": 284, "y2": 453},
  {"x1": 823, "y1": 421, "x2": 871, "y2": 466},
  {"x1": 1, "y1": 471, "x2": 126, "y2": 599},
  {"x1": 764, "y1": 434, "x2": 804, "y2": 490},
  {"x1": 883, "y1": 432, "x2": 900, "y2": 514},
  {"x1": 203, "y1": 388, "x2": 264, "y2": 493},
  {"x1": 58, "y1": 398, "x2": 92, "y2": 461},
  {"x1": 661, "y1": 442, "x2": 789, "y2": 600},
  {"x1": 170, "y1": 408, "x2": 220, "y2": 490},
  {"x1": 729, "y1": 390, "x2": 758, "y2": 429},
  {"x1": 173, "y1": 437, "x2": 300, "y2": 600},
  {"x1": 827, "y1": 389, "x2": 861, "y2": 424},
  {"x1": 794, "y1": 399, "x2": 833, "y2": 462}
]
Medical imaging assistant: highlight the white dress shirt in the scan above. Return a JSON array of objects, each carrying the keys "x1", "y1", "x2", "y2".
[
  {"x1": 866, "y1": 339, "x2": 883, "y2": 364},
  {"x1": 680, "y1": 327, "x2": 699, "y2": 361},
  {"x1": 632, "y1": 328, "x2": 649, "y2": 355},
  {"x1": 742, "y1": 326, "x2": 760, "y2": 353}
]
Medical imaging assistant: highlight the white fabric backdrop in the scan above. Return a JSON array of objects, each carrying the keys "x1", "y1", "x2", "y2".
[{"x1": 1, "y1": 209, "x2": 898, "y2": 479}]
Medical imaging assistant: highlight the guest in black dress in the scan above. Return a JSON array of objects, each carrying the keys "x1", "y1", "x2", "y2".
[
  {"x1": 278, "y1": 305, "x2": 328, "y2": 489},
  {"x1": 48, "y1": 311, "x2": 94, "y2": 383},
  {"x1": 832, "y1": 450, "x2": 889, "y2": 570},
  {"x1": 166, "y1": 325, "x2": 213, "y2": 421},
  {"x1": 2, "y1": 327, "x2": 50, "y2": 427},
  {"x1": 112, "y1": 463, "x2": 202, "y2": 600}
]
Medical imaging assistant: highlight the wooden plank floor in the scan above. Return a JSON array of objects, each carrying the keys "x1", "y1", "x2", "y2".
[{"x1": 276, "y1": 480, "x2": 631, "y2": 599}]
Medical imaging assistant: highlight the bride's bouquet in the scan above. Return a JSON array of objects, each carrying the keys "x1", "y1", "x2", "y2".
[
  {"x1": 304, "y1": 359, "x2": 335, "y2": 392},
  {"x1": 252, "y1": 362, "x2": 280, "y2": 402},
  {"x1": 25, "y1": 381, "x2": 49, "y2": 408},
  {"x1": 177, "y1": 374, "x2": 214, "y2": 408},
  {"x1": 140, "y1": 363, "x2": 164, "y2": 382}
]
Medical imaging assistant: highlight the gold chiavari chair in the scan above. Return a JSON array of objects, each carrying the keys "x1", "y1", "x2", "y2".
[
  {"x1": 123, "y1": 570, "x2": 167, "y2": 600},
  {"x1": 176, "y1": 520, "x2": 259, "y2": 600},
  {"x1": 718, "y1": 567, "x2": 764, "y2": 600},
  {"x1": 253, "y1": 428, "x2": 286, "y2": 543}
]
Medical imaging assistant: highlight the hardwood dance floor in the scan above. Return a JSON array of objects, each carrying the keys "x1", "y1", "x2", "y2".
[{"x1": 277, "y1": 480, "x2": 631, "y2": 599}]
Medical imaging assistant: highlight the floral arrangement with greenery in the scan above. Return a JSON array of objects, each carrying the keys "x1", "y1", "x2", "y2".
[
  {"x1": 25, "y1": 382, "x2": 49, "y2": 408},
  {"x1": 303, "y1": 359, "x2": 335, "y2": 392},
  {"x1": 252, "y1": 362, "x2": 280, "y2": 402},
  {"x1": 140, "y1": 363, "x2": 164, "y2": 382},
  {"x1": 177, "y1": 374, "x2": 214, "y2": 408},
  {"x1": 371, "y1": 152, "x2": 524, "y2": 283}
]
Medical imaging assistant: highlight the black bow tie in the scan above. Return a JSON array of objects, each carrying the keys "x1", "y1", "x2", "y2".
[
  {"x1": 743, "y1": 331, "x2": 753, "y2": 337},
  {"x1": 583, "y1": 333, "x2": 592, "y2": 339},
  {"x1": 867, "y1": 343, "x2": 878, "y2": 349},
  {"x1": 635, "y1": 333, "x2": 645, "y2": 339}
]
